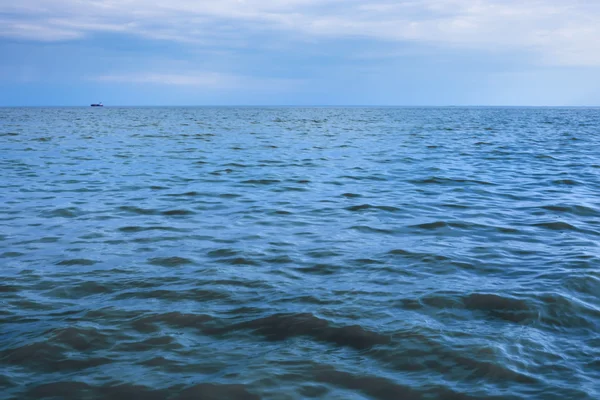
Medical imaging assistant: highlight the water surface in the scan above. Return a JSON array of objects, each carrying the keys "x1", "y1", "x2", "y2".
[{"x1": 1, "y1": 107, "x2": 599, "y2": 399}]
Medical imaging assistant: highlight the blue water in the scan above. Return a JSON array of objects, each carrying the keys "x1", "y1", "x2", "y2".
[{"x1": 1, "y1": 107, "x2": 599, "y2": 399}]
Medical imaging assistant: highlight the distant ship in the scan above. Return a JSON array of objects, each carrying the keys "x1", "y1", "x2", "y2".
[{"x1": 90, "y1": 102, "x2": 103, "y2": 107}]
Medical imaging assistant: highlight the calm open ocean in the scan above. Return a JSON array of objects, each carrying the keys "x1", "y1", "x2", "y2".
[{"x1": 1, "y1": 107, "x2": 599, "y2": 399}]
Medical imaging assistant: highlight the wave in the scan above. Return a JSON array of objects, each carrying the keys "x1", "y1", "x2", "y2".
[
  {"x1": 408, "y1": 176, "x2": 495, "y2": 186},
  {"x1": 23, "y1": 382, "x2": 259, "y2": 400},
  {"x1": 215, "y1": 313, "x2": 390, "y2": 350},
  {"x1": 540, "y1": 204, "x2": 600, "y2": 217},
  {"x1": 147, "y1": 257, "x2": 195, "y2": 267},
  {"x1": 345, "y1": 204, "x2": 401, "y2": 212}
]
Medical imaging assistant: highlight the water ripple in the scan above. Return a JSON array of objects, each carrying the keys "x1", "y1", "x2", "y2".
[{"x1": 1, "y1": 106, "x2": 599, "y2": 399}]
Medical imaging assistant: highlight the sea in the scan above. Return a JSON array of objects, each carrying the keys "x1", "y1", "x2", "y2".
[{"x1": 1, "y1": 106, "x2": 599, "y2": 399}]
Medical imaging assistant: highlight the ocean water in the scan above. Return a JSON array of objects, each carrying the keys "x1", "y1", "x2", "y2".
[{"x1": 1, "y1": 106, "x2": 599, "y2": 399}]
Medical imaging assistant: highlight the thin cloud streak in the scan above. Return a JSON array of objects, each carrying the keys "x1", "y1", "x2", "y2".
[{"x1": 94, "y1": 72, "x2": 305, "y2": 91}]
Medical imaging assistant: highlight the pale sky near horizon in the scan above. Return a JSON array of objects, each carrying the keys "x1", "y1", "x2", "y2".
[{"x1": 1, "y1": 0, "x2": 600, "y2": 106}]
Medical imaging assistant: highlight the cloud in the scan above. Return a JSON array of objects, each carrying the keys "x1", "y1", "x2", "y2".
[
  {"x1": 2, "y1": 0, "x2": 600, "y2": 66},
  {"x1": 0, "y1": 19, "x2": 83, "y2": 41},
  {"x1": 94, "y1": 71, "x2": 304, "y2": 91}
]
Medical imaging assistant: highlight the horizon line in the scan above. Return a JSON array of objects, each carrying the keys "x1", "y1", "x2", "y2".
[{"x1": 1, "y1": 104, "x2": 599, "y2": 108}]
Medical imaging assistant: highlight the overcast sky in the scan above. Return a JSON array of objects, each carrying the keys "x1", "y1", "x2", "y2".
[{"x1": 1, "y1": 0, "x2": 599, "y2": 106}]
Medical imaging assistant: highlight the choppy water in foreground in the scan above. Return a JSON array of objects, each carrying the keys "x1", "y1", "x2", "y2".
[{"x1": 1, "y1": 107, "x2": 599, "y2": 399}]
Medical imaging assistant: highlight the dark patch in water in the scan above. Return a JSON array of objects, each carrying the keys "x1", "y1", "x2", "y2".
[
  {"x1": 2, "y1": 342, "x2": 112, "y2": 372},
  {"x1": 387, "y1": 248, "x2": 450, "y2": 261},
  {"x1": 541, "y1": 204, "x2": 599, "y2": 217},
  {"x1": 56, "y1": 258, "x2": 97, "y2": 266},
  {"x1": 297, "y1": 263, "x2": 340, "y2": 275},
  {"x1": 263, "y1": 255, "x2": 294, "y2": 264},
  {"x1": 410, "y1": 221, "x2": 450, "y2": 229},
  {"x1": 46, "y1": 207, "x2": 81, "y2": 218},
  {"x1": 0, "y1": 284, "x2": 19, "y2": 293},
  {"x1": 463, "y1": 293, "x2": 535, "y2": 323},
  {"x1": 147, "y1": 257, "x2": 194, "y2": 267},
  {"x1": 310, "y1": 364, "x2": 475, "y2": 400},
  {"x1": 115, "y1": 288, "x2": 228, "y2": 302},
  {"x1": 131, "y1": 312, "x2": 213, "y2": 333},
  {"x1": 162, "y1": 209, "x2": 194, "y2": 216},
  {"x1": 552, "y1": 179, "x2": 581, "y2": 185},
  {"x1": 119, "y1": 226, "x2": 185, "y2": 233},
  {"x1": 47, "y1": 326, "x2": 114, "y2": 351},
  {"x1": 217, "y1": 313, "x2": 390, "y2": 350},
  {"x1": 1, "y1": 251, "x2": 24, "y2": 258},
  {"x1": 409, "y1": 176, "x2": 494, "y2": 186},
  {"x1": 533, "y1": 221, "x2": 579, "y2": 231},
  {"x1": 345, "y1": 204, "x2": 400, "y2": 212},
  {"x1": 241, "y1": 179, "x2": 281, "y2": 185},
  {"x1": 350, "y1": 225, "x2": 395, "y2": 234},
  {"x1": 167, "y1": 191, "x2": 200, "y2": 197},
  {"x1": 207, "y1": 248, "x2": 239, "y2": 257},
  {"x1": 174, "y1": 383, "x2": 260, "y2": 400},
  {"x1": 119, "y1": 206, "x2": 157, "y2": 215},
  {"x1": 216, "y1": 257, "x2": 260, "y2": 266}
]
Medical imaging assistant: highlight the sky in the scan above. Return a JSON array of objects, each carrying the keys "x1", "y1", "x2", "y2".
[{"x1": 1, "y1": 0, "x2": 600, "y2": 106}]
